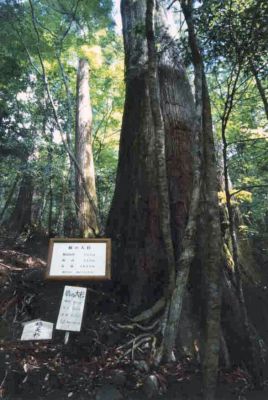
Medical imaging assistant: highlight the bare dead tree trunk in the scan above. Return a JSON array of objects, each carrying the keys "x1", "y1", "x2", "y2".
[{"x1": 75, "y1": 58, "x2": 98, "y2": 238}]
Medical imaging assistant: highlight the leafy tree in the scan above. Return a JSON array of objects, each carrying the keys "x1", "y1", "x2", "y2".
[{"x1": 0, "y1": 0, "x2": 123, "y2": 235}]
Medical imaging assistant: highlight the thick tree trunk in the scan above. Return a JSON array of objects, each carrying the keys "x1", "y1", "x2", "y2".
[
  {"x1": 0, "y1": 174, "x2": 19, "y2": 224},
  {"x1": 107, "y1": 0, "x2": 195, "y2": 311},
  {"x1": 9, "y1": 172, "x2": 33, "y2": 234},
  {"x1": 153, "y1": 0, "x2": 202, "y2": 363},
  {"x1": 107, "y1": 1, "x2": 265, "y2": 398},
  {"x1": 75, "y1": 58, "x2": 98, "y2": 237}
]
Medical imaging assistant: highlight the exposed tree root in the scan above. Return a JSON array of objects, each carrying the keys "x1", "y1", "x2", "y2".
[
  {"x1": 130, "y1": 297, "x2": 166, "y2": 323},
  {"x1": 111, "y1": 319, "x2": 160, "y2": 332}
]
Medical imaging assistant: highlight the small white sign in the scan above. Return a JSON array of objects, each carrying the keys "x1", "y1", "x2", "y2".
[
  {"x1": 48, "y1": 241, "x2": 107, "y2": 278},
  {"x1": 21, "y1": 320, "x2": 53, "y2": 341},
  {"x1": 56, "y1": 286, "x2": 87, "y2": 332}
]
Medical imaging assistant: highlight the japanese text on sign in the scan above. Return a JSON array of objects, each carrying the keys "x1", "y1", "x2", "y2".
[
  {"x1": 56, "y1": 286, "x2": 87, "y2": 332},
  {"x1": 48, "y1": 242, "x2": 107, "y2": 277},
  {"x1": 21, "y1": 320, "x2": 53, "y2": 341}
]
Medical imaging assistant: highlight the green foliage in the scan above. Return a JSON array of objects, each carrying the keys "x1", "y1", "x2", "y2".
[
  {"x1": 0, "y1": 0, "x2": 266, "y2": 244},
  {"x1": 193, "y1": 0, "x2": 268, "y2": 240},
  {"x1": 200, "y1": 0, "x2": 268, "y2": 72},
  {"x1": 0, "y1": 0, "x2": 123, "y2": 235},
  {"x1": 208, "y1": 63, "x2": 268, "y2": 238}
]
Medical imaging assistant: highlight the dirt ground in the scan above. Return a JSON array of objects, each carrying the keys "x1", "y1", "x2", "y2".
[{"x1": 1, "y1": 235, "x2": 268, "y2": 400}]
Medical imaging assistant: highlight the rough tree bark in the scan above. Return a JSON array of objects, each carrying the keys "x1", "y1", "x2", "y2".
[
  {"x1": 107, "y1": 1, "x2": 222, "y2": 398},
  {"x1": 181, "y1": 0, "x2": 264, "y2": 391},
  {"x1": 0, "y1": 174, "x2": 19, "y2": 224},
  {"x1": 145, "y1": 0, "x2": 176, "y2": 296},
  {"x1": 107, "y1": 0, "x2": 264, "y2": 398},
  {"x1": 107, "y1": 0, "x2": 195, "y2": 311},
  {"x1": 144, "y1": 0, "x2": 202, "y2": 371},
  {"x1": 178, "y1": 2, "x2": 222, "y2": 399},
  {"x1": 8, "y1": 171, "x2": 33, "y2": 233},
  {"x1": 75, "y1": 58, "x2": 98, "y2": 237},
  {"x1": 201, "y1": 72, "x2": 222, "y2": 400}
]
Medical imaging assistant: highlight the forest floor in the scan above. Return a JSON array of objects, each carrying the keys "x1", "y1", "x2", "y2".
[{"x1": 1, "y1": 234, "x2": 268, "y2": 400}]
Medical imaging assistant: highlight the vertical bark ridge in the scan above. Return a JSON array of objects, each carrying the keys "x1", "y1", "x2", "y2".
[
  {"x1": 146, "y1": 0, "x2": 176, "y2": 294},
  {"x1": 180, "y1": 1, "x2": 222, "y2": 398},
  {"x1": 107, "y1": 0, "x2": 195, "y2": 311}
]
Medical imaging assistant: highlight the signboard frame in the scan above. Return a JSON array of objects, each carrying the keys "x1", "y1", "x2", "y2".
[
  {"x1": 56, "y1": 285, "x2": 87, "y2": 332},
  {"x1": 45, "y1": 238, "x2": 111, "y2": 281}
]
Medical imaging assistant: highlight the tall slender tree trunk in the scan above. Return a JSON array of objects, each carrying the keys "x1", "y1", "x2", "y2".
[
  {"x1": 32, "y1": 188, "x2": 47, "y2": 228},
  {"x1": 75, "y1": 58, "x2": 98, "y2": 238},
  {"x1": 47, "y1": 129, "x2": 54, "y2": 236},
  {"x1": 250, "y1": 61, "x2": 268, "y2": 120},
  {"x1": 201, "y1": 75, "x2": 222, "y2": 400}
]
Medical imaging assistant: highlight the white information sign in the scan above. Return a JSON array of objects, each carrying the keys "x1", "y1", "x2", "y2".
[
  {"x1": 47, "y1": 240, "x2": 111, "y2": 279},
  {"x1": 21, "y1": 320, "x2": 53, "y2": 341},
  {"x1": 56, "y1": 286, "x2": 87, "y2": 332}
]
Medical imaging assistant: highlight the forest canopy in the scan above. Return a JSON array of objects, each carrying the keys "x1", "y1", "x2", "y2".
[
  {"x1": 0, "y1": 0, "x2": 266, "y2": 240},
  {"x1": 0, "y1": 1, "x2": 267, "y2": 399}
]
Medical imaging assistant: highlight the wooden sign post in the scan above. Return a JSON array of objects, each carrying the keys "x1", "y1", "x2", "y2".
[{"x1": 46, "y1": 238, "x2": 111, "y2": 343}]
